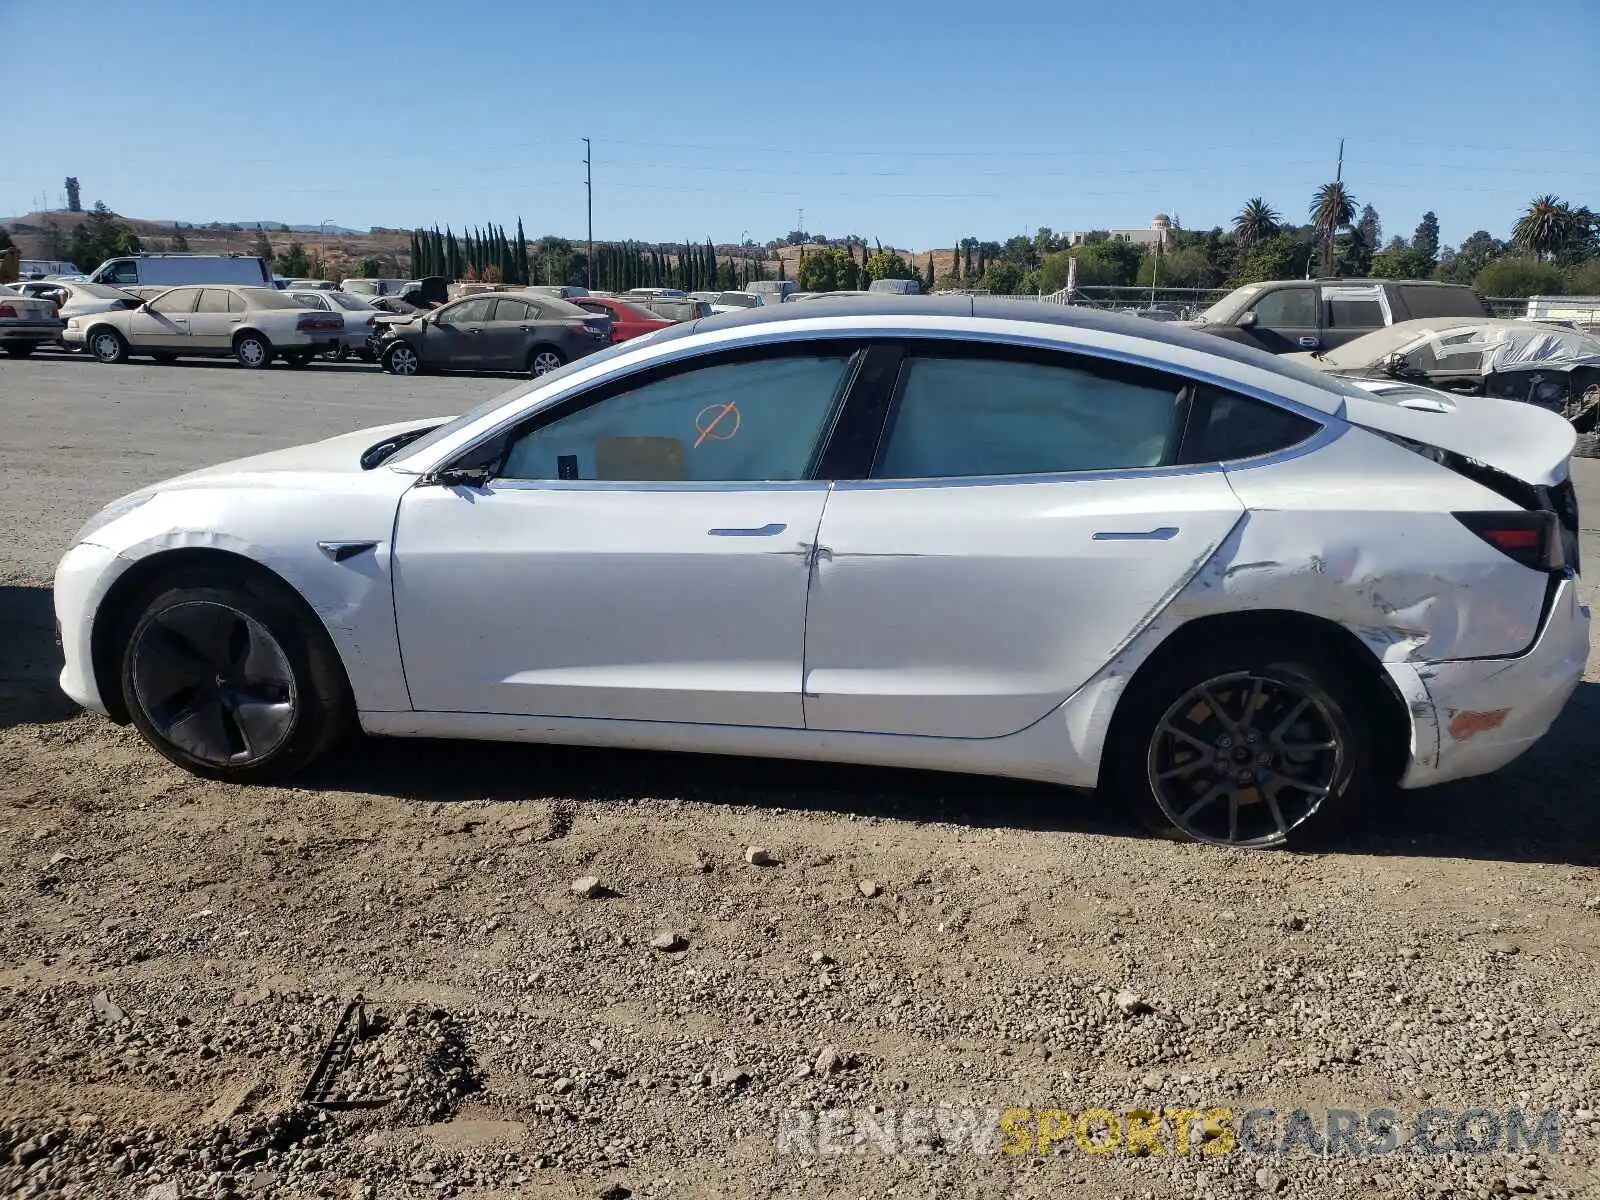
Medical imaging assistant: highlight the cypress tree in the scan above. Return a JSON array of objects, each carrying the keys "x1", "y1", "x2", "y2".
[
  {"x1": 514, "y1": 218, "x2": 527, "y2": 285},
  {"x1": 706, "y1": 239, "x2": 716, "y2": 290}
]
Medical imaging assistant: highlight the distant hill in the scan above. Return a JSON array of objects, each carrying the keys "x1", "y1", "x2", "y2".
[{"x1": 231, "y1": 222, "x2": 363, "y2": 235}]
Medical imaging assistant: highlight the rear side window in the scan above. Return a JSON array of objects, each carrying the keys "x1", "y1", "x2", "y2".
[
  {"x1": 1324, "y1": 299, "x2": 1384, "y2": 329},
  {"x1": 492, "y1": 299, "x2": 534, "y2": 321},
  {"x1": 196, "y1": 289, "x2": 234, "y2": 314},
  {"x1": 872, "y1": 352, "x2": 1185, "y2": 479},
  {"x1": 1181, "y1": 385, "x2": 1320, "y2": 463},
  {"x1": 1398, "y1": 284, "x2": 1487, "y2": 319}
]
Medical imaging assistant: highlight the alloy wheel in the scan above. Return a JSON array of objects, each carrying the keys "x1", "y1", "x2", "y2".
[
  {"x1": 237, "y1": 338, "x2": 267, "y2": 367},
  {"x1": 387, "y1": 345, "x2": 419, "y2": 375},
  {"x1": 92, "y1": 333, "x2": 122, "y2": 362},
  {"x1": 130, "y1": 600, "x2": 298, "y2": 767},
  {"x1": 531, "y1": 351, "x2": 562, "y2": 376},
  {"x1": 1146, "y1": 670, "x2": 1344, "y2": 847}
]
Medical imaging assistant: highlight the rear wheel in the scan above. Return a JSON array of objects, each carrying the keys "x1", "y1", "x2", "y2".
[
  {"x1": 528, "y1": 347, "x2": 564, "y2": 377},
  {"x1": 1109, "y1": 636, "x2": 1370, "y2": 848},
  {"x1": 89, "y1": 328, "x2": 129, "y2": 364},
  {"x1": 2, "y1": 343, "x2": 36, "y2": 358},
  {"x1": 381, "y1": 341, "x2": 421, "y2": 376},
  {"x1": 118, "y1": 566, "x2": 352, "y2": 782},
  {"x1": 234, "y1": 332, "x2": 273, "y2": 368}
]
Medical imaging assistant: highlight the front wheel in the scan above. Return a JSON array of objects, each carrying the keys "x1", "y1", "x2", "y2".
[
  {"x1": 89, "y1": 328, "x2": 130, "y2": 364},
  {"x1": 1109, "y1": 637, "x2": 1371, "y2": 848},
  {"x1": 528, "y1": 347, "x2": 564, "y2": 377},
  {"x1": 2, "y1": 343, "x2": 36, "y2": 358},
  {"x1": 381, "y1": 341, "x2": 421, "y2": 376},
  {"x1": 234, "y1": 333, "x2": 274, "y2": 368},
  {"x1": 118, "y1": 567, "x2": 353, "y2": 782}
]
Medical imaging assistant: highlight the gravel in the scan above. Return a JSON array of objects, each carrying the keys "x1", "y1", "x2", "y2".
[{"x1": 2, "y1": 357, "x2": 1599, "y2": 1197}]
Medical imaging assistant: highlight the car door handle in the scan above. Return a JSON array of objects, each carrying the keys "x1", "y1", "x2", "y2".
[
  {"x1": 1092, "y1": 527, "x2": 1179, "y2": 541},
  {"x1": 707, "y1": 523, "x2": 787, "y2": 537},
  {"x1": 1297, "y1": 336, "x2": 1320, "y2": 349}
]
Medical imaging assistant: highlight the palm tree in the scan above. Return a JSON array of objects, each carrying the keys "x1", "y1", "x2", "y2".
[
  {"x1": 1232, "y1": 198, "x2": 1281, "y2": 246},
  {"x1": 1512, "y1": 195, "x2": 1577, "y2": 261},
  {"x1": 1310, "y1": 182, "x2": 1357, "y2": 274}
]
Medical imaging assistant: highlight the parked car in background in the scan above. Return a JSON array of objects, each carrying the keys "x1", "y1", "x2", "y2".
[
  {"x1": 368, "y1": 295, "x2": 425, "y2": 316},
  {"x1": 78, "y1": 285, "x2": 343, "y2": 368},
  {"x1": 341, "y1": 278, "x2": 415, "y2": 298},
  {"x1": 0, "y1": 290, "x2": 66, "y2": 355},
  {"x1": 1293, "y1": 316, "x2": 1600, "y2": 453},
  {"x1": 527, "y1": 285, "x2": 590, "y2": 300},
  {"x1": 632, "y1": 296, "x2": 712, "y2": 322},
  {"x1": 745, "y1": 279, "x2": 797, "y2": 304},
  {"x1": 711, "y1": 290, "x2": 764, "y2": 314},
  {"x1": 1185, "y1": 278, "x2": 1491, "y2": 355},
  {"x1": 286, "y1": 278, "x2": 338, "y2": 291},
  {"x1": 55, "y1": 298, "x2": 1587, "y2": 852},
  {"x1": 867, "y1": 278, "x2": 921, "y2": 295},
  {"x1": 18, "y1": 259, "x2": 83, "y2": 279},
  {"x1": 373, "y1": 290, "x2": 609, "y2": 377},
  {"x1": 688, "y1": 290, "x2": 720, "y2": 305},
  {"x1": 21, "y1": 282, "x2": 143, "y2": 348},
  {"x1": 88, "y1": 254, "x2": 272, "y2": 289},
  {"x1": 571, "y1": 295, "x2": 673, "y2": 342},
  {"x1": 286, "y1": 288, "x2": 385, "y2": 361},
  {"x1": 626, "y1": 287, "x2": 688, "y2": 300}
]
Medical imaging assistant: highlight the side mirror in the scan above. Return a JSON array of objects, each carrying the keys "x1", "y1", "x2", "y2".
[{"x1": 1235, "y1": 311, "x2": 1258, "y2": 329}]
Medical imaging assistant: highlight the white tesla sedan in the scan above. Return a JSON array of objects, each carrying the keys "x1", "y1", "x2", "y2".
[{"x1": 55, "y1": 298, "x2": 1590, "y2": 848}]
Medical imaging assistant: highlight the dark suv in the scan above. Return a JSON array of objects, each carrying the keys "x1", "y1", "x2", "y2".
[{"x1": 1186, "y1": 279, "x2": 1491, "y2": 355}]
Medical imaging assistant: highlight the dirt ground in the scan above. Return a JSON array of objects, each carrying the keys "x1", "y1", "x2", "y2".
[{"x1": 2, "y1": 355, "x2": 1598, "y2": 1199}]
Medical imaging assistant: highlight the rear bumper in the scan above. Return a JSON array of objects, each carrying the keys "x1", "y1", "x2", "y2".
[
  {"x1": 1393, "y1": 574, "x2": 1590, "y2": 788},
  {"x1": 0, "y1": 318, "x2": 66, "y2": 342}
]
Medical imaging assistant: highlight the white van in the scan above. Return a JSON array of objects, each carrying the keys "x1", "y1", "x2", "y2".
[
  {"x1": 88, "y1": 254, "x2": 271, "y2": 288},
  {"x1": 745, "y1": 279, "x2": 797, "y2": 303}
]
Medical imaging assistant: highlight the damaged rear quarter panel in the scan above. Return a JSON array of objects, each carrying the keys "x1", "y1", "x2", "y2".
[{"x1": 95, "y1": 471, "x2": 415, "y2": 712}]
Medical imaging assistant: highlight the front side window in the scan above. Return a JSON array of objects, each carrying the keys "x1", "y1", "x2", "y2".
[
  {"x1": 148, "y1": 288, "x2": 199, "y2": 315},
  {"x1": 1250, "y1": 288, "x2": 1317, "y2": 328},
  {"x1": 440, "y1": 298, "x2": 494, "y2": 324},
  {"x1": 872, "y1": 353, "x2": 1184, "y2": 479},
  {"x1": 499, "y1": 351, "x2": 857, "y2": 482}
]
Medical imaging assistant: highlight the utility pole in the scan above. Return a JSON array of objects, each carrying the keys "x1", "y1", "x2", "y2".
[
  {"x1": 583, "y1": 137, "x2": 594, "y2": 289},
  {"x1": 1325, "y1": 137, "x2": 1345, "y2": 276}
]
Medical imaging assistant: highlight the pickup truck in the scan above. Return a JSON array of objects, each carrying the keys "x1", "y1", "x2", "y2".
[{"x1": 1184, "y1": 278, "x2": 1491, "y2": 355}]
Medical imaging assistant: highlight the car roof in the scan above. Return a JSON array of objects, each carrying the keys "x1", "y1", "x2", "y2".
[{"x1": 689, "y1": 295, "x2": 1354, "y2": 413}]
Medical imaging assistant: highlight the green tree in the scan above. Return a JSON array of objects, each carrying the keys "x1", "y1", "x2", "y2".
[
  {"x1": 275, "y1": 243, "x2": 312, "y2": 277},
  {"x1": 1434, "y1": 230, "x2": 1504, "y2": 284},
  {"x1": 981, "y1": 262, "x2": 1022, "y2": 294},
  {"x1": 1232, "y1": 198, "x2": 1280, "y2": 246},
  {"x1": 865, "y1": 249, "x2": 917, "y2": 282},
  {"x1": 171, "y1": 223, "x2": 189, "y2": 251},
  {"x1": 1512, "y1": 195, "x2": 1576, "y2": 261},
  {"x1": 1370, "y1": 245, "x2": 1436, "y2": 279},
  {"x1": 1476, "y1": 256, "x2": 1567, "y2": 297},
  {"x1": 1411, "y1": 211, "x2": 1440, "y2": 261},
  {"x1": 1310, "y1": 182, "x2": 1357, "y2": 274},
  {"x1": 1565, "y1": 258, "x2": 1600, "y2": 294},
  {"x1": 1230, "y1": 230, "x2": 1317, "y2": 285},
  {"x1": 1357, "y1": 205, "x2": 1381, "y2": 252},
  {"x1": 65, "y1": 177, "x2": 81, "y2": 212},
  {"x1": 251, "y1": 224, "x2": 274, "y2": 262},
  {"x1": 796, "y1": 245, "x2": 858, "y2": 292}
]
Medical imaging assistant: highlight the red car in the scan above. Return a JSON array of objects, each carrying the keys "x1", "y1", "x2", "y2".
[{"x1": 573, "y1": 295, "x2": 674, "y2": 343}]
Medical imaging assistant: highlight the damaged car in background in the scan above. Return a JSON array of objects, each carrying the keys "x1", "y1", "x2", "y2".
[
  {"x1": 54, "y1": 298, "x2": 1589, "y2": 849},
  {"x1": 1295, "y1": 317, "x2": 1600, "y2": 455}
]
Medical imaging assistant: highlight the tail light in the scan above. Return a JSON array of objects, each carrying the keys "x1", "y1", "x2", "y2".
[
  {"x1": 1455, "y1": 511, "x2": 1564, "y2": 572},
  {"x1": 0, "y1": 303, "x2": 16, "y2": 318}
]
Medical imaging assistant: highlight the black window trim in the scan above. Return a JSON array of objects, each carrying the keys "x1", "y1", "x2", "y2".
[{"x1": 456, "y1": 338, "x2": 875, "y2": 485}]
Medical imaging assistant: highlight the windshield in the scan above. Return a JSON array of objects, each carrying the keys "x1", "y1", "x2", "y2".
[
  {"x1": 717, "y1": 292, "x2": 759, "y2": 307},
  {"x1": 326, "y1": 291, "x2": 373, "y2": 311},
  {"x1": 1196, "y1": 284, "x2": 1259, "y2": 325}
]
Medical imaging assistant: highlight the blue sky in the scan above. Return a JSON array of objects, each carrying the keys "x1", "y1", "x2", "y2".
[{"x1": 3, "y1": 0, "x2": 1594, "y2": 252}]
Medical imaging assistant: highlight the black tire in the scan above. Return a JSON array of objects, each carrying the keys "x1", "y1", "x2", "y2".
[
  {"x1": 117, "y1": 564, "x2": 353, "y2": 782},
  {"x1": 234, "y1": 332, "x2": 274, "y2": 369},
  {"x1": 357, "y1": 348, "x2": 376, "y2": 364},
  {"x1": 283, "y1": 350, "x2": 315, "y2": 368},
  {"x1": 88, "y1": 327, "x2": 130, "y2": 364},
  {"x1": 2, "y1": 343, "x2": 36, "y2": 358},
  {"x1": 1108, "y1": 635, "x2": 1371, "y2": 849},
  {"x1": 152, "y1": 352, "x2": 178, "y2": 365},
  {"x1": 381, "y1": 340, "x2": 422, "y2": 376},
  {"x1": 528, "y1": 346, "x2": 565, "y2": 377}
]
